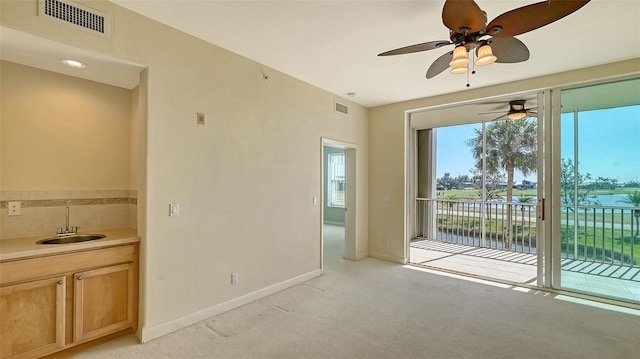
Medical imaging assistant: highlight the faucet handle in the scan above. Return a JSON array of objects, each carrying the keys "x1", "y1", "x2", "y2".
[
  {"x1": 71, "y1": 226, "x2": 79, "y2": 233},
  {"x1": 56, "y1": 227, "x2": 63, "y2": 235}
]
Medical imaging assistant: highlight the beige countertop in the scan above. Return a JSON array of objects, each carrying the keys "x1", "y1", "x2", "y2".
[{"x1": 0, "y1": 228, "x2": 139, "y2": 261}]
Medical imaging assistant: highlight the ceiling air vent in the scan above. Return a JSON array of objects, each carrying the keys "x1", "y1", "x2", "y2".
[
  {"x1": 335, "y1": 101, "x2": 349, "y2": 115},
  {"x1": 39, "y1": 0, "x2": 110, "y2": 38}
]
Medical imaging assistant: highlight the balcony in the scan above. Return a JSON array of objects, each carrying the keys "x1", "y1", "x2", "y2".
[{"x1": 412, "y1": 198, "x2": 640, "y2": 302}]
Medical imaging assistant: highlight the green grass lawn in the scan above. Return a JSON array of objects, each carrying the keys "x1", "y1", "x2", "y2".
[{"x1": 437, "y1": 188, "x2": 536, "y2": 200}]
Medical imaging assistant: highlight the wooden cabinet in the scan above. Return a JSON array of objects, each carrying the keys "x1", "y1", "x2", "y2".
[
  {"x1": 0, "y1": 244, "x2": 138, "y2": 359},
  {"x1": 0, "y1": 277, "x2": 66, "y2": 359},
  {"x1": 73, "y1": 263, "x2": 136, "y2": 343}
]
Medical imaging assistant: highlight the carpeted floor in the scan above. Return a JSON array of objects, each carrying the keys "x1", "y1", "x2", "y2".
[{"x1": 77, "y1": 225, "x2": 640, "y2": 359}]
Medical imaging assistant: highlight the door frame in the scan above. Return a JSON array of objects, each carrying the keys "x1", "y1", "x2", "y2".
[{"x1": 321, "y1": 138, "x2": 358, "y2": 271}]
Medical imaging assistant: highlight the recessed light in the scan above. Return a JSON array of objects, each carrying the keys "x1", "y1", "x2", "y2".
[
  {"x1": 60, "y1": 59, "x2": 88, "y2": 69},
  {"x1": 347, "y1": 92, "x2": 356, "y2": 97}
]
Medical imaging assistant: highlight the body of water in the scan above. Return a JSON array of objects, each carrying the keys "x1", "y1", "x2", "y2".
[{"x1": 507, "y1": 194, "x2": 635, "y2": 207}]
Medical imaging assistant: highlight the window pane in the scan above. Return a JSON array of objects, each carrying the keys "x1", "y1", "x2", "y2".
[
  {"x1": 328, "y1": 153, "x2": 345, "y2": 207},
  {"x1": 435, "y1": 123, "x2": 482, "y2": 197}
]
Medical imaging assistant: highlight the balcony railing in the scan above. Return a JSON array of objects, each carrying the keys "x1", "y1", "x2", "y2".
[
  {"x1": 416, "y1": 198, "x2": 638, "y2": 267},
  {"x1": 561, "y1": 205, "x2": 638, "y2": 266},
  {"x1": 416, "y1": 198, "x2": 537, "y2": 254}
]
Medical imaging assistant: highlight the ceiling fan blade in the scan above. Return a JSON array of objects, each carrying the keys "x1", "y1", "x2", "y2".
[
  {"x1": 485, "y1": 37, "x2": 530, "y2": 63},
  {"x1": 378, "y1": 40, "x2": 452, "y2": 56},
  {"x1": 486, "y1": 0, "x2": 590, "y2": 38},
  {"x1": 442, "y1": 0, "x2": 486, "y2": 33},
  {"x1": 426, "y1": 51, "x2": 454, "y2": 79},
  {"x1": 478, "y1": 110, "x2": 510, "y2": 115}
]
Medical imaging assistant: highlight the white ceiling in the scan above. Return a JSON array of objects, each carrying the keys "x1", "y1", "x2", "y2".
[
  {"x1": 1, "y1": 1, "x2": 638, "y2": 108},
  {"x1": 110, "y1": 0, "x2": 640, "y2": 107}
]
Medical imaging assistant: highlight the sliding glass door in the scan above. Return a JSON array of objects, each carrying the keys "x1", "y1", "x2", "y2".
[
  {"x1": 556, "y1": 78, "x2": 640, "y2": 303},
  {"x1": 410, "y1": 79, "x2": 639, "y2": 305}
]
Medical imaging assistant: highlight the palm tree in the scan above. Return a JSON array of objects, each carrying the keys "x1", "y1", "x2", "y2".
[
  {"x1": 466, "y1": 119, "x2": 538, "y2": 247},
  {"x1": 619, "y1": 190, "x2": 640, "y2": 237}
]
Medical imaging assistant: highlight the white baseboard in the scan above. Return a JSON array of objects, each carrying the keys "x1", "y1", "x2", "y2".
[
  {"x1": 369, "y1": 251, "x2": 407, "y2": 264},
  {"x1": 140, "y1": 268, "x2": 322, "y2": 343}
]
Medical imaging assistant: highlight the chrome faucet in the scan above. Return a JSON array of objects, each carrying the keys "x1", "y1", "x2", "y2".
[{"x1": 56, "y1": 207, "x2": 79, "y2": 236}]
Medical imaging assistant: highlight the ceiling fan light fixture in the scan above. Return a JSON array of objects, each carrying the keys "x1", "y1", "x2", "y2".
[
  {"x1": 508, "y1": 111, "x2": 527, "y2": 120},
  {"x1": 450, "y1": 66, "x2": 468, "y2": 74},
  {"x1": 475, "y1": 44, "x2": 497, "y2": 66},
  {"x1": 449, "y1": 46, "x2": 469, "y2": 68}
]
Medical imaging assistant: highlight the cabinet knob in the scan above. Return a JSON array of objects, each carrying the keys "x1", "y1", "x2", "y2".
[
  {"x1": 57, "y1": 280, "x2": 64, "y2": 285},
  {"x1": 77, "y1": 275, "x2": 83, "y2": 281}
]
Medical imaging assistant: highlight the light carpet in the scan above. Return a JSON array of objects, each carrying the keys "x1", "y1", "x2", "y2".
[{"x1": 76, "y1": 225, "x2": 640, "y2": 359}]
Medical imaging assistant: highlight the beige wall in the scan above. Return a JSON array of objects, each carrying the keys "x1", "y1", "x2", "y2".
[
  {"x1": 368, "y1": 59, "x2": 640, "y2": 264},
  {"x1": 0, "y1": 0, "x2": 368, "y2": 342},
  {"x1": 1, "y1": 61, "x2": 131, "y2": 191},
  {"x1": 0, "y1": 60, "x2": 136, "y2": 238}
]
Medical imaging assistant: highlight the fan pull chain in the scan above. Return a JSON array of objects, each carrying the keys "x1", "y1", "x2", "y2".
[
  {"x1": 466, "y1": 50, "x2": 476, "y2": 87},
  {"x1": 471, "y1": 50, "x2": 477, "y2": 74}
]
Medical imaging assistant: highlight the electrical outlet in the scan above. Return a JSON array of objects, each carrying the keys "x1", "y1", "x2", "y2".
[
  {"x1": 231, "y1": 272, "x2": 239, "y2": 285},
  {"x1": 8, "y1": 202, "x2": 20, "y2": 216}
]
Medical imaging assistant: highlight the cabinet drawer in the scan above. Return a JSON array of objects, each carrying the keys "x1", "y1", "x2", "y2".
[{"x1": 0, "y1": 245, "x2": 137, "y2": 285}]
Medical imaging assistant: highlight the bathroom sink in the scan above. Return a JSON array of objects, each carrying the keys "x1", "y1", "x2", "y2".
[{"x1": 37, "y1": 234, "x2": 105, "y2": 245}]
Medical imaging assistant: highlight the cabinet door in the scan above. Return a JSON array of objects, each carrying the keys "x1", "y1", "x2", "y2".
[
  {"x1": 73, "y1": 263, "x2": 135, "y2": 343},
  {"x1": 0, "y1": 276, "x2": 66, "y2": 359}
]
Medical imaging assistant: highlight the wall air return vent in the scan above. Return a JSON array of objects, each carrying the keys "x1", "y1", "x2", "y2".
[
  {"x1": 39, "y1": 0, "x2": 110, "y2": 38},
  {"x1": 335, "y1": 101, "x2": 349, "y2": 115}
]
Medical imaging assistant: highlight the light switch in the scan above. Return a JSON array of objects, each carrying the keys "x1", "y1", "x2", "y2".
[
  {"x1": 383, "y1": 194, "x2": 391, "y2": 203},
  {"x1": 313, "y1": 196, "x2": 318, "y2": 206},
  {"x1": 169, "y1": 203, "x2": 180, "y2": 216}
]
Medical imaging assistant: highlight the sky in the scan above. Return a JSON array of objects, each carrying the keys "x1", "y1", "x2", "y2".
[
  {"x1": 561, "y1": 106, "x2": 640, "y2": 183},
  {"x1": 436, "y1": 105, "x2": 640, "y2": 184}
]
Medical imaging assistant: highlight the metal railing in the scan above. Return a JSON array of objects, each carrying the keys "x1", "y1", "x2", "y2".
[
  {"x1": 416, "y1": 198, "x2": 537, "y2": 254},
  {"x1": 416, "y1": 198, "x2": 639, "y2": 266},
  {"x1": 561, "y1": 205, "x2": 638, "y2": 266}
]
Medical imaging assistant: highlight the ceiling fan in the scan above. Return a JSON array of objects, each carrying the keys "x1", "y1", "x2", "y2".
[
  {"x1": 378, "y1": 0, "x2": 590, "y2": 80},
  {"x1": 479, "y1": 100, "x2": 538, "y2": 121}
]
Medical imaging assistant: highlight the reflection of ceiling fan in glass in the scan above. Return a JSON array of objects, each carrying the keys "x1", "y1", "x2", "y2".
[
  {"x1": 479, "y1": 100, "x2": 538, "y2": 121},
  {"x1": 378, "y1": 0, "x2": 591, "y2": 80}
]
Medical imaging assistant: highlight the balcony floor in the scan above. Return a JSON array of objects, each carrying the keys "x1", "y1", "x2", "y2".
[{"x1": 410, "y1": 239, "x2": 640, "y2": 303}]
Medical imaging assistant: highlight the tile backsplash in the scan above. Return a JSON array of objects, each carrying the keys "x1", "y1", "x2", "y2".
[{"x1": 0, "y1": 190, "x2": 137, "y2": 239}]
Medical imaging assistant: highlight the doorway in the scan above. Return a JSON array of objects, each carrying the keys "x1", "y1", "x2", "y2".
[
  {"x1": 407, "y1": 94, "x2": 545, "y2": 286},
  {"x1": 321, "y1": 139, "x2": 357, "y2": 270}
]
